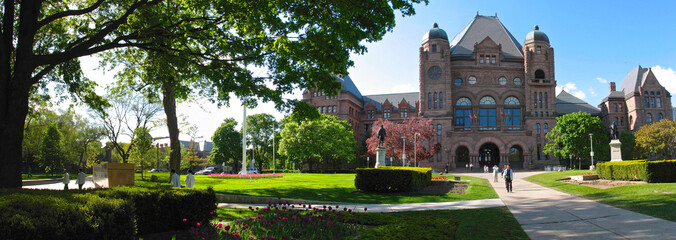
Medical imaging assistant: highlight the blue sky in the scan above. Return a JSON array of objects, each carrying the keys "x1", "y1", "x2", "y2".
[{"x1": 82, "y1": 0, "x2": 676, "y2": 142}]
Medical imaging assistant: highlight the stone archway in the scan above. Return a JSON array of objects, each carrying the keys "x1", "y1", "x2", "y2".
[
  {"x1": 479, "y1": 143, "x2": 500, "y2": 168},
  {"x1": 509, "y1": 145, "x2": 524, "y2": 169},
  {"x1": 455, "y1": 146, "x2": 470, "y2": 166}
]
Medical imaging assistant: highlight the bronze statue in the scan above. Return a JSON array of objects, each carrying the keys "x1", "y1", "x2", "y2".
[
  {"x1": 610, "y1": 122, "x2": 618, "y2": 140},
  {"x1": 377, "y1": 125, "x2": 387, "y2": 147}
]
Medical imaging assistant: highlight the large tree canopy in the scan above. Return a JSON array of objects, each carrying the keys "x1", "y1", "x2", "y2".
[
  {"x1": 209, "y1": 118, "x2": 242, "y2": 172},
  {"x1": 0, "y1": 0, "x2": 426, "y2": 188},
  {"x1": 634, "y1": 119, "x2": 676, "y2": 159},
  {"x1": 544, "y1": 112, "x2": 610, "y2": 164}
]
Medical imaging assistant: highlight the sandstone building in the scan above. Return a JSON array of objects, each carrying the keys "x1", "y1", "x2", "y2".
[{"x1": 303, "y1": 14, "x2": 671, "y2": 171}]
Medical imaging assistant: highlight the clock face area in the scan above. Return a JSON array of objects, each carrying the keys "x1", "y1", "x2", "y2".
[{"x1": 428, "y1": 66, "x2": 442, "y2": 80}]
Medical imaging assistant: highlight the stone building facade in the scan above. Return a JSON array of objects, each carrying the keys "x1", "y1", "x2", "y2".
[{"x1": 303, "y1": 15, "x2": 672, "y2": 171}]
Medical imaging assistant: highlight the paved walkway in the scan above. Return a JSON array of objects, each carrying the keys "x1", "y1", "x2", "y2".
[
  {"x1": 22, "y1": 176, "x2": 96, "y2": 190},
  {"x1": 456, "y1": 171, "x2": 676, "y2": 240}
]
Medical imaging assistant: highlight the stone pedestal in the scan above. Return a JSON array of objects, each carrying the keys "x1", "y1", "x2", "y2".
[
  {"x1": 375, "y1": 147, "x2": 386, "y2": 168},
  {"x1": 609, "y1": 139, "x2": 623, "y2": 162},
  {"x1": 93, "y1": 163, "x2": 135, "y2": 188}
]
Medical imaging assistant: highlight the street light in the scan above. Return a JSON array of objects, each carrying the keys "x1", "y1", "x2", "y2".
[
  {"x1": 413, "y1": 133, "x2": 419, "y2": 167},
  {"x1": 589, "y1": 133, "x2": 594, "y2": 169},
  {"x1": 402, "y1": 137, "x2": 407, "y2": 166},
  {"x1": 272, "y1": 124, "x2": 276, "y2": 174}
]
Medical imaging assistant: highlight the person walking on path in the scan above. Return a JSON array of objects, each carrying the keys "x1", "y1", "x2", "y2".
[
  {"x1": 469, "y1": 163, "x2": 474, "y2": 172},
  {"x1": 62, "y1": 169, "x2": 70, "y2": 190},
  {"x1": 170, "y1": 169, "x2": 181, "y2": 187},
  {"x1": 185, "y1": 170, "x2": 195, "y2": 188},
  {"x1": 444, "y1": 164, "x2": 448, "y2": 174},
  {"x1": 492, "y1": 165, "x2": 500, "y2": 183},
  {"x1": 502, "y1": 164, "x2": 514, "y2": 192},
  {"x1": 76, "y1": 169, "x2": 86, "y2": 190},
  {"x1": 465, "y1": 163, "x2": 469, "y2": 172}
]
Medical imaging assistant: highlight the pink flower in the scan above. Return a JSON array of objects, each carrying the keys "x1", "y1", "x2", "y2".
[
  {"x1": 219, "y1": 218, "x2": 223, "y2": 221},
  {"x1": 224, "y1": 225, "x2": 231, "y2": 231},
  {"x1": 217, "y1": 223, "x2": 223, "y2": 228},
  {"x1": 183, "y1": 218, "x2": 187, "y2": 222},
  {"x1": 234, "y1": 233, "x2": 240, "y2": 237},
  {"x1": 364, "y1": 207, "x2": 368, "y2": 211},
  {"x1": 196, "y1": 222, "x2": 201, "y2": 226},
  {"x1": 210, "y1": 212, "x2": 214, "y2": 215}
]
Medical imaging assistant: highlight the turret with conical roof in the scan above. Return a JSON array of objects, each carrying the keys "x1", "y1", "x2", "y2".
[{"x1": 419, "y1": 23, "x2": 451, "y2": 116}]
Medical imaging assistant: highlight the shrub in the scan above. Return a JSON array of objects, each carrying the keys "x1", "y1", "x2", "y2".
[
  {"x1": 597, "y1": 160, "x2": 676, "y2": 183},
  {"x1": 355, "y1": 167, "x2": 431, "y2": 192},
  {"x1": 0, "y1": 192, "x2": 135, "y2": 240}
]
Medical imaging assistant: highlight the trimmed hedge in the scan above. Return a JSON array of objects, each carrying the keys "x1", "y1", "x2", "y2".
[
  {"x1": 597, "y1": 160, "x2": 676, "y2": 183},
  {"x1": 355, "y1": 167, "x2": 432, "y2": 192},
  {"x1": 0, "y1": 186, "x2": 217, "y2": 239}
]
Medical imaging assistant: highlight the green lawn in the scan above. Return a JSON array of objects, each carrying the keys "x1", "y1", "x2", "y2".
[
  {"x1": 212, "y1": 207, "x2": 528, "y2": 240},
  {"x1": 22, "y1": 173, "x2": 62, "y2": 180},
  {"x1": 136, "y1": 173, "x2": 498, "y2": 204},
  {"x1": 525, "y1": 170, "x2": 676, "y2": 222}
]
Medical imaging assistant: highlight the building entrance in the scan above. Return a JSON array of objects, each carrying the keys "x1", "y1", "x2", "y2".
[{"x1": 479, "y1": 143, "x2": 500, "y2": 168}]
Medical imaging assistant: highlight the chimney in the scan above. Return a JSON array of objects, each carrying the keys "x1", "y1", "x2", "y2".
[{"x1": 609, "y1": 82, "x2": 616, "y2": 92}]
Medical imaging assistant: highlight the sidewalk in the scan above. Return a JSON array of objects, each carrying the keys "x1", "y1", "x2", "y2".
[{"x1": 457, "y1": 171, "x2": 676, "y2": 240}]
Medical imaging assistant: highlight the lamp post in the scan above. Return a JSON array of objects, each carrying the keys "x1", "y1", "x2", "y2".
[
  {"x1": 402, "y1": 137, "x2": 407, "y2": 166},
  {"x1": 272, "y1": 124, "x2": 276, "y2": 174},
  {"x1": 589, "y1": 133, "x2": 595, "y2": 170},
  {"x1": 414, "y1": 132, "x2": 420, "y2": 167}
]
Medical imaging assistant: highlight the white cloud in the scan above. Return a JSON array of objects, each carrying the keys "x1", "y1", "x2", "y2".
[
  {"x1": 651, "y1": 65, "x2": 676, "y2": 96},
  {"x1": 596, "y1": 77, "x2": 608, "y2": 83},
  {"x1": 556, "y1": 82, "x2": 587, "y2": 99}
]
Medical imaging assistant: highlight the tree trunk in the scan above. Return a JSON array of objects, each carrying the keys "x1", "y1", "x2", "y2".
[
  {"x1": 162, "y1": 82, "x2": 181, "y2": 175},
  {"x1": 0, "y1": 88, "x2": 30, "y2": 188}
]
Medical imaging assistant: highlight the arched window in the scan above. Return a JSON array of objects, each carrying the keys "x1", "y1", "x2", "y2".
[
  {"x1": 439, "y1": 92, "x2": 443, "y2": 109},
  {"x1": 533, "y1": 92, "x2": 537, "y2": 108},
  {"x1": 437, "y1": 124, "x2": 442, "y2": 136},
  {"x1": 480, "y1": 96, "x2": 496, "y2": 105},
  {"x1": 544, "y1": 123, "x2": 548, "y2": 133},
  {"x1": 544, "y1": 92, "x2": 548, "y2": 109},
  {"x1": 539, "y1": 92, "x2": 543, "y2": 108},
  {"x1": 613, "y1": 104, "x2": 617, "y2": 112},
  {"x1": 428, "y1": 93, "x2": 431, "y2": 109},
  {"x1": 479, "y1": 96, "x2": 496, "y2": 129},
  {"x1": 657, "y1": 97, "x2": 662, "y2": 108},
  {"x1": 658, "y1": 113, "x2": 663, "y2": 121},
  {"x1": 644, "y1": 92, "x2": 650, "y2": 108},
  {"x1": 535, "y1": 69, "x2": 545, "y2": 79},
  {"x1": 619, "y1": 104, "x2": 623, "y2": 112},
  {"x1": 433, "y1": 92, "x2": 438, "y2": 109},
  {"x1": 614, "y1": 117, "x2": 618, "y2": 126},
  {"x1": 536, "y1": 123, "x2": 541, "y2": 134},
  {"x1": 504, "y1": 96, "x2": 520, "y2": 105},
  {"x1": 646, "y1": 113, "x2": 653, "y2": 123},
  {"x1": 456, "y1": 97, "x2": 472, "y2": 106}
]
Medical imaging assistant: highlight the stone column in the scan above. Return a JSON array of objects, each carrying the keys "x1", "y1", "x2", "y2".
[{"x1": 609, "y1": 139, "x2": 623, "y2": 162}]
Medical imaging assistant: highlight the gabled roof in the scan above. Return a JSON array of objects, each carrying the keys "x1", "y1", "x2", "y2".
[
  {"x1": 601, "y1": 91, "x2": 626, "y2": 103},
  {"x1": 618, "y1": 65, "x2": 650, "y2": 95},
  {"x1": 362, "y1": 92, "x2": 419, "y2": 112},
  {"x1": 449, "y1": 15, "x2": 523, "y2": 61},
  {"x1": 337, "y1": 75, "x2": 363, "y2": 99},
  {"x1": 556, "y1": 90, "x2": 600, "y2": 115}
]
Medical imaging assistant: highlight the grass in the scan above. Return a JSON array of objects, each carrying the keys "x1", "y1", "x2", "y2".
[
  {"x1": 525, "y1": 170, "x2": 676, "y2": 222},
  {"x1": 136, "y1": 173, "x2": 498, "y2": 204},
  {"x1": 212, "y1": 207, "x2": 528, "y2": 240}
]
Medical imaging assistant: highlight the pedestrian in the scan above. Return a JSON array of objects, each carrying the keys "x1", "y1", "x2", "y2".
[
  {"x1": 170, "y1": 169, "x2": 181, "y2": 187},
  {"x1": 185, "y1": 170, "x2": 195, "y2": 188},
  {"x1": 492, "y1": 165, "x2": 500, "y2": 183},
  {"x1": 469, "y1": 163, "x2": 474, "y2": 172},
  {"x1": 76, "y1": 169, "x2": 86, "y2": 190},
  {"x1": 62, "y1": 169, "x2": 70, "y2": 190},
  {"x1": 484, "y1": 165, "x2": 488, "y2": 173},
  {"x1": 444, "y1": 163, "x2": 448, "y2": 174},
  {"x1": 502, "y1": 164, "x2": 514, "y2": 192}
]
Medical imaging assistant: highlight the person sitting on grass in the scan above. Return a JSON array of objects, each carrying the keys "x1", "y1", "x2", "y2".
[
  {"x1": 185, "y1": 170, "x2": 195, "y2": 188},
  {"x1": 170, "y1": 169, "x2": 181, "y2": 187}
]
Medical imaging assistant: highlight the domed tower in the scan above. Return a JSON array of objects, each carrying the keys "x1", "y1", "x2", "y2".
[
  {"x1": 420, "y1": 23, "x2": 451, "y2": 117},
  {"x1": 523, "y1": 25, "x2": 556, "y2": 160}
]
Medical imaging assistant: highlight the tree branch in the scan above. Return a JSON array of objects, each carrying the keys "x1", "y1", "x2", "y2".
[{"x1": 37, "y1": 0, "x2": 105, "y2": 29}]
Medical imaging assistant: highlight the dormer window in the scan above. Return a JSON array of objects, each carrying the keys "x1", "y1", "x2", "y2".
[
  {"x1": 480, "y1": 55, "x2": 484, "y2": 64},
  {"x1": 432, "y1": 44, "x2": 437, "y2": 52},
  {"x1": 491, "y1": 56, "x2": 496, "y2": 64}
]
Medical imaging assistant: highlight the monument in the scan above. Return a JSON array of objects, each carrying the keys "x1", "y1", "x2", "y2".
[
  {"x1": 375, "y1": 125, "x2": 387, "y2": 168},
  {"x1": 609, "y1": 122, "x2": 623, "y2": 162}
]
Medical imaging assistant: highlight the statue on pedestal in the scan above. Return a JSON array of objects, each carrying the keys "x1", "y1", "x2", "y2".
[
  {"x1": 610, "y1": 122, "x2": 618, "y2": 140},
  {"x1": 377, "y1": 125, "x2": 387, "y2": 148}
]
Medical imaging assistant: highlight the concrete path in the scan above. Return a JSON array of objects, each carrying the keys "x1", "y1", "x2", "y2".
[
  {"x1": 218, "y1": 198, "x2": 505, "y2": 213},
  {"x1": 456, "y1": 171, "x2": 676, "y2": 240},
  {"x1": 22, "y1": 176, "x2": 96, "y2": 190}
]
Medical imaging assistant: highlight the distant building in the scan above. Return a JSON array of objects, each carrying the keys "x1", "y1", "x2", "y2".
[
  {"x1": 179, "y1": 140, "x2": 213, "y2": 159},
  {"x1": 599, "y1": 66, "x2": 673, "y2": 131}
]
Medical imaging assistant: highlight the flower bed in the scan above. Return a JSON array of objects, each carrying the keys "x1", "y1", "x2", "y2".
[
  {"x1": 209, "y1": 173, "x2": 284, "y2": 179},
  {"x1": 432, "y1": 176, "x2": 448, "y2": 181}
]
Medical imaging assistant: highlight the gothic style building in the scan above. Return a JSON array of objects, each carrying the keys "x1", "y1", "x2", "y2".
[{"x1": 303, "y1": 14, "x2": 671, "y2": 171}]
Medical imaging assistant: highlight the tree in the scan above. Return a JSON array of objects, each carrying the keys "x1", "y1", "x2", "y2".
[
  {"x1": 544, "y1": 112, "x2": 609, "y2": 167},
  {"x1": 130, "y1": 126, "x2": 153, "y2": 179},
  {"x1": 38, "y1": 124, "x2": 65, "y2": 175},
  {"x1": 209, "y1": 118, "x2": 243, "y2": 173},
  {"x1": 618, "y1": 131, "x2": 636, "y2": 160},
  {"x1": 247, "y1": 114, "x2": 278, "y2": 171},
  {"x1": 365, "y1": 117, "x2": 440, "y2": 165},
  {"x1": 635, "y1": 119, "x2": 676, "y2": 159},
  {"x1": 1, "y1": 0, "x2": 425, "y2": 188},
  {"x1": 279, "y1": 114, "x2": 356, "y2": 171}
]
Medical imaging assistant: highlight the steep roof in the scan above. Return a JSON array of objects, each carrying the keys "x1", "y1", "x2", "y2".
[
  {"x1": 363, "y1": 92, "x2": 418, "y2": 112},
  {"x1": 337, "y1": 75, "x2": 363, "y2": 99},
  {"x1": 556, "y1": 90, "x2": 600, "y2": 115},
  {"x1": 618, "y1": 65, "x2": 650, "y2": 95},
  {"x1": 449, "y1": 15, "x2": 523, "y2": 61}
]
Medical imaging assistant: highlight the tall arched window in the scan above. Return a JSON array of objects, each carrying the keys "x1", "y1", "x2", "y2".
[
  {"x1": 539, "y1": 92, "x2": 543, "y2": 108},
  {"x1": 644, "y1": 91, "x2": 650, "y2": 108},
  {"x1": 658, "y1": 113, "x2": 663, "y2": 121},
  {"x1": 544, "y1": 92, "x2": 548, "y2": 109},
  {"x1": 455, "y1": 97, "x2": 472, "y2": 128},
  {"x1": 533, "y1": 92, "x2": 537, "y2": 108},
  {"x1": 433, "y1": 93, "x2": 438, "y2": 109},
  {"x1": 536, "y1": 123, "x2": 541, "y2": 134},
  {"x1": 535, "y1": 69, "x2": 545, "y2": 79},
  {"x1": 646, "y1": 113, "x2": 653, "y2": 123},
  {"x1": 504, "y1": 97, "x2": 521, "y2": 127},
  {"x1": 544, "y1": 123, "x2": 548, "y2": 134},
  {"x1": 428, "y1": 93, "x2": 431, "y2": 109},
  {"x1": 613, "y1": 103, "x2": 618, "y2": 112},
  {"x1": 439, "y1": 92, "x2": 443, "y2": 109},
  {"x1": 479, "y1": 96, "x2": 496, "y2": 129},
  {"x1": 437, "y1": 124, "x2": 442, "y2": 136}
]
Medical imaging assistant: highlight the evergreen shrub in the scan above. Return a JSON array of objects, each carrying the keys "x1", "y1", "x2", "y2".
[
  {"x1": 354, "y1": 167, "x2": 431, "y2": 192},
  {"x1": 597, "y1": 160, "x2": 676, "y2": 182}
]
